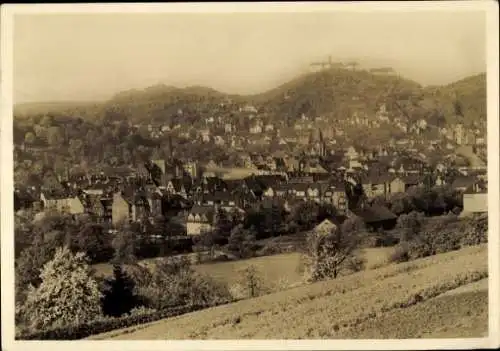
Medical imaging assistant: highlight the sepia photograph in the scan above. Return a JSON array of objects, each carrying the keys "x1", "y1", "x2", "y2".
[{"x1": 1, "y1": 2, "x2": 499, "y2": 350}]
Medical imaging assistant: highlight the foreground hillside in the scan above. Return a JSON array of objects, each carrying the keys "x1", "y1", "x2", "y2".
[{"x1": 90, "y1": 244, "x2": 488, "y2": 340}]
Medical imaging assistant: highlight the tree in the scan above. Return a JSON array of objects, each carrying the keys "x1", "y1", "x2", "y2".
[
  {"x1": 227, "y1": 225, "x2": 258, "y2": 259},
  {"x1": 293, "y1": 201, "x2": 320, "y2": 229},
  {"x1": 15, "y1": 235, "x2": 59, "y2": 304},
  {"x1": 24, "y1": 132, "x2": 36, "y2": 145},
  {"x1": 341, "y1": 215, "x2": 366, "y2": 234},
  {"x1": 112, "y1": 223, "x2": 137, "y2": 264},
  {"x1": 69, "y1": 139, "x2": 84, "y2": 160},
  {"x1": 237, "y1": 265, "x2": 265, "y2": 298},
  {"x1": 101, "y1": 265, "x2": 140, "y2": 317},
  {"x1": 214, "y1": 208, "x2": 235, "y2": 239},
  {"x1": 304, "y1": 219, "x2": 363, "y2": 282},
  {"x1": 77, "y1": 223, "x2": 113, "y2": 264},
  {"x1": 47, "y1": 126, "x2": 65, "y2": 147},
  {"x1": 40, "y1": 115, "x2": 54, "y2": 128},
  {"x1": 396, "y1": 211, "x2": 425, "y2": 241},
  {"x1": 20, "y1": 247, "x2": 102, "y2": 331},
  {"x1": 192, "y1": 230, "x2": 219, "y2": 260}
]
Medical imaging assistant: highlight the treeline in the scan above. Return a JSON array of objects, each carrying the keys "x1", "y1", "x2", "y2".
[{"x1": 373, "y1": 185, "x2": 463, "y2": 217}]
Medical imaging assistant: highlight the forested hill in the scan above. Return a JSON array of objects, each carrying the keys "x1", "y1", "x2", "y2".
[
  {"x1": 421, "y1": 73, "x2": 486, "y2": 127},
  {"x1": 246, "y1": 68, "x2": 423, "y2": 120},
  {"x1": 14, "y1": 69, "x2": 486, "y2": 128}
]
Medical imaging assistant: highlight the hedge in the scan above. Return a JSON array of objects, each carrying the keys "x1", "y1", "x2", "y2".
[{"x1": 16, "y1": 301, "x2": 229, "y2": 340}]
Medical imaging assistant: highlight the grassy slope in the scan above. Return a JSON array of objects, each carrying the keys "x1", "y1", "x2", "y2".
[
  {"x1": 89, "y1": 244, "x2": 487, "y2": 340},
  {"x1": 92, "y1": 247, "x2": 393, "y2": 293}
]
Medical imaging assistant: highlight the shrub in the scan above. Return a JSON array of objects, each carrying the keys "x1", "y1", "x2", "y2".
[
  {"x1": 226, "y1": 225, "x2": 259, "y2": 259},
  {"x1": 111, "y1": 224, "x2": 137, "y2": 264},
  {"x1": 459, "y1": 215, "x2": 488, "y2": 246},
  {"x1": 19, "y1": 247, "x2": 102, "y2": 332},
  {"x1": 388, "y1": 244, "x2": 410, "y2": 263},
  {"x1": 16, "y1": 303, "x2": 224, "y2": 340},
  {"x1": 237, "y1": 265, "x2": 266, "y2": 298},
  {"x1": 134, "y1": 256, "x2": 233, "y2": 310},
  {"x1": 396, "y1": 211, "x2": 425, "y2": 241},
  {"x1": 128, "y1": 306, "x2": 157, "y2": 316}
]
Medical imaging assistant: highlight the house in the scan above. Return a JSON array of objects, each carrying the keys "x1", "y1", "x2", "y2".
[
  {"x1": 313, "y1": 218, "x2": 338, "y2": 236},
  {"x1": 345, "y1": 146, "x2": 359, "y2": 160},
  {"x1": 389, "y1": 177, "x2": 406, "y2": 194},
  {"x1": 435, "y1": 174, "x2": 447, "y2": 186},
  {"x1": 112, "y1": 191, "x2": 151, "y2": 225},
  {"x1": 454, "y1": 124, "x2": 466, "y2": 145},
  {"x1": 402, "y1": 175, "x2": 424, "y2": 190},
  {"x1": 164, "y1": 179, "x2": 188, "y2": 197},
  {"x1": 462, "y1": 182, "x2": 488, "y2": 214},
  {"x1": 84, "y1": 195, "x2": 112, "y2": 224},
  {"x1": 451, "y1": 176, "x2": 477, "y2": 192},
  {"x1": 112, "y1": 192, "x2": 132, "y2": 225},
  {"x1": 361, "y1": 174, "x2": 392, "y2": 199},
  {"x1": 145, "y1": 191, "x2": 163, "y2": 218},
  {"x1": 264, "y1": 124, "x2": 275, "y2": 132},
  {"x1": 323, "y1": 183, "x2": 348, "y2": 214},
  {"x1": 249, "y1": 124, "x2": 263, "y2": 134},
  {"x1": 287, "y1": 183, "x2": 309, "y2": 200},
  {"x1": 224, "y1": 123, "x2": 233, "y2": 133},
  {"x1": 306, "y1": 184, "x2": 323, "y2": 202},
  {"x1": 351, "y1": 204, "x2": 397, "y2": 230},
  {"x1": 205, "y1": 160, "x2": 219, "y2": 169},
  {"x1": 83, "y1": 184, "x2": 107, "y2": 196},
  {"x1": 40, "y1": 191, "x2": 85, "y2": 215},
  {"x1": 214, "y1": 135, "x2": 225, "y2": 146},
  {"x1": 186, "y1": 205, "x2": 217, "y2": 236},
  {"x1": 199, "y1": 129, "x2": 211, "y2": 143},
  {"x1": 183, "y1": 161, "x2": 199, "y2": 179},
  {"x1": 240, "y1": 105, "x2": 258, "y2": 113},
  {"x1": 197, "y1": 192, "x2": 238, "y2": 211}
]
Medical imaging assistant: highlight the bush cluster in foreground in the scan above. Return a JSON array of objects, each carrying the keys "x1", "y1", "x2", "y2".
[
  {"x1": 389, "y1": 213, "x2": 487, "y2": 263},
  {"x1": 16, "y1": 247, "x2": 233, "y2": 340}
]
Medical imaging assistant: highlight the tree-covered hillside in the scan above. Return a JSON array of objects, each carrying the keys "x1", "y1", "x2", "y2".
[
  {"x1": 14, "y1": 70, "x2": 486, "y2": 129},
  {"x1": 248, "y1": 68, "x2": 423, "y2": 122},
  {"x1": 422, "y1": 73, "x2": 486, "y2": 127}
]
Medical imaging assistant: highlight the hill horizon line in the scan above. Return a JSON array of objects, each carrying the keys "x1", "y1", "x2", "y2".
[{"x1": 14, "y1": 70, "x2": 487, "y2": 107}]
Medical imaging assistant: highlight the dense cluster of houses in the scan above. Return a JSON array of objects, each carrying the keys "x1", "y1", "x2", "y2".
[
  {"x1": 14, "y1": 98, "x2": 489, "y2": 239},
  {"x1": 15, "y1": 133, "x2": 488, "y2": 237}
]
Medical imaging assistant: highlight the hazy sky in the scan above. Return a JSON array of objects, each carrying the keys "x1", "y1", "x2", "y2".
[{"x1": 13, "y1": 10, "x2": 486, "y2": 103}]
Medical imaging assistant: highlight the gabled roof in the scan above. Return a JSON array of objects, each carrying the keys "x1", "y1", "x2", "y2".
[
  {"x1": 170, "y1": 178, "x2": 186, "y2": 192},
  {"x1": 223, "y1": 179, "x2": 247, "y2": 193},
  {"x1": 451, "y1": 176, "x2": 476, "y2": 189},
  {"x1": 402, "y1": 174, "x2": 424, "y2": 185},
  {"x1": 360, "y1": 172, "x2": 393, "y2": 185},
  {"x1": 42, "y1": 189, "x2": 72, "y2": 200},
  {"x1": 313, "y1": 219, "x2": 338, "y2": 235},
  {"x1": 203, "y1": 192, "x2": 235, "y2": 203},
  {"x1": 188, "y1": 205, "x2": 215, "y2": 222},
  {"x1": 288, "y1": 183, "x2": 309, "y2": 192},
  {"x1": 352, "y1": 205, "x2": 397, "y2": 223}
]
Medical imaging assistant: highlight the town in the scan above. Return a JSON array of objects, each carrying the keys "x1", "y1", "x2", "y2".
[
  {"x1": 14, "y1": 98, "x2": 488, "y2": 238},
  {"x1": 12, "y1": 65, "x2": 489, "y2": 341}
]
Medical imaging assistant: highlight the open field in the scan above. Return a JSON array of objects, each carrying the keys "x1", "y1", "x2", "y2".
[
  {"x1": 89, "y1": 244, "x2": 487, "y2": 340},
  {"x1": 92, "y1": 246, "x2": 393, "y2": 293}
]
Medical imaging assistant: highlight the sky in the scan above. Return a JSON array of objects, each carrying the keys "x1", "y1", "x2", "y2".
[{"x1": 13, "y1": 8, "x2": 487, "y2": 104}]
